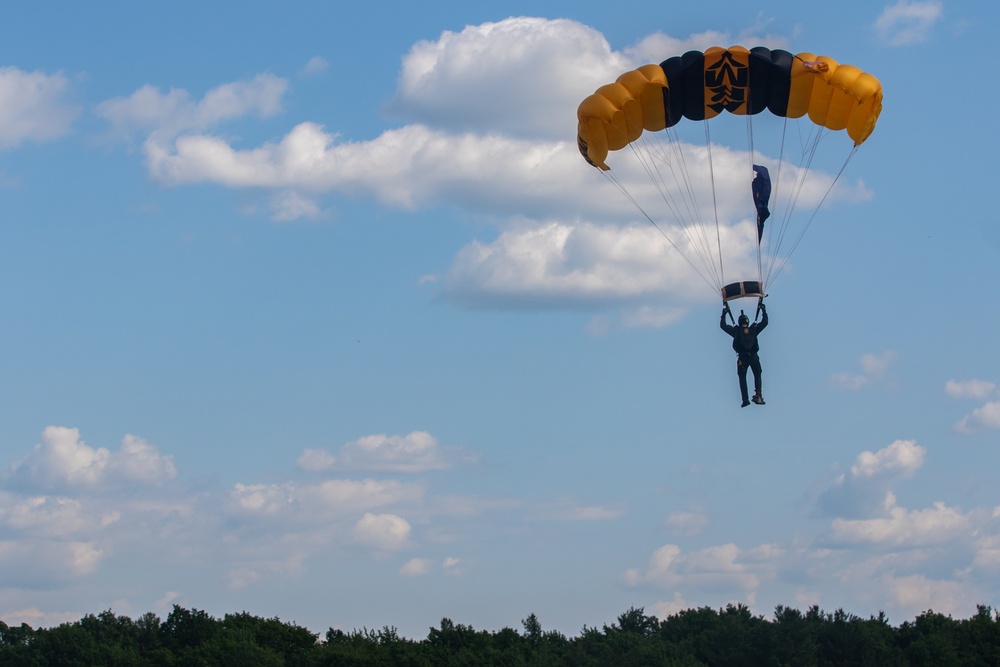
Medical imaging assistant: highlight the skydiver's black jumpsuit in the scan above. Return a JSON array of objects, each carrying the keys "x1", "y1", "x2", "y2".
[{"x1": 720, "y1": 307, "x2": 768, "y2": 405}]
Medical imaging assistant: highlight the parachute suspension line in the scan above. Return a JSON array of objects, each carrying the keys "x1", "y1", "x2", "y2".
[
  {"x1": 626, "y1": 128, "x2": 723, "y2": 288},
  {"x1": 634, "y1": 134, "x2": 716, "y2": 279},
  {"x1": 665, "y1": 125, "x2": 725, "y2": 288},
  {"x1": 600, "y1": 168, "x2": 719, "y2": 294},
  {"x1": 763, "y1": 122, "x2": 826, "y2": 287},
  {"x1": 767, "y1": 146, "x2": 859, "y2": 286},
  {"x1": 703, "y1": 121, "x2": 726, "y2": 290},
  {"x1": 763, "y1": 116, "x2": 791, "y2": 285},
  {"x1": 645, "y1": 123, "x2": 725, "y2": 288}
]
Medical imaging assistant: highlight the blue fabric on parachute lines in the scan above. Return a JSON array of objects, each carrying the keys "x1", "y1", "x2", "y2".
[{"x1": 752, "y1": 165, "x2": 771, "y2": 242}]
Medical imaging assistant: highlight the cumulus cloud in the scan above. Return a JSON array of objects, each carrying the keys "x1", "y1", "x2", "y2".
[
  {"x1": 648, "y1": 592, "x2": 693, "y2": 620},
  {"x1": 337, "y1": 432, "x2": 454, "y2": 473},
  {"x1": 388, "y1": 17, "x2": 630, "y2": 138},
  {"x1": 96, "y1": 73, "x2": 288, "y2": 141},
  {"x1": 829, "y1": 499, "x2": 972, "y2": 548},
  {"x1": 0, "y1": 67, "x2": 78, "y2": 148},
  {"x1": 948, "y1": 379, "x2": 1000, "y2": 434},
  {"x1": 624, "y1": 543, "x2": 765, "y2": 594},
  {"x1": 946, "y1": 379, "x2": 997, "y2": 400},
  {"x1": 296, "y1": 431, "x2": 469, "y2": 474},
  {"x1": 269, "y1": 190, "x2": 322, "y2": 221},
  {"x1": 400, "y1": 557, "x2": 432, "y2": 576},
  {"x1": 295, "y1": 448, "x2": 337, "y2": 472},
  {"x1": 353, "y1": 512, "x2": 411, "y2": 550},
  {"x1": 625, "y1": 434, "x2": 1000, "y2": 622},
  {"x1": 624, "y1": 28, "x2": 788, "y2": 64},
  {"x1": 831, "y1": 351, "x2": 898, "y2": 390},
  {"x1": 301, "y1": 56, "x2": 329, "y2": 76},
  {"x1": 875, "y1": 0, "x2": 943, "y2": 46},
  {"x1": 815, "y1": 439, "x2": 925, "y2": 519},
  {"x1": 954, "y1": 402, "x2": 1000, "y2": 435},
  {"x1": 4, "y1": 427, "x2": 177, "y2": 493},
  {"x1": 227, "y1": 478, "x2": 421, "y2": 521},
  {"x1": 0, "y1": 494, "x2": 98, "y2": 539},
  {"x1": 442, "y1": 218, "x2": 758, "y2": 311},
  {"x1": 887, "y1": 574, "x2": 974, "y2": 617},
  {"x1": 144, "y1": 122, "x2": 581, "y2": 213}
]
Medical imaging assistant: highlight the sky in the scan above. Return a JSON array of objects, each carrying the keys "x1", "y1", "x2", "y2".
[{"x1": 1, "y1": 0, "x2": 998, "y2": 639}]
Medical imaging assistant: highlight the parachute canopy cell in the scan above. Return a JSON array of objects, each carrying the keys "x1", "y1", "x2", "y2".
[{"x1": 577, "y1": 46, "x2": 883, "y2": 171}]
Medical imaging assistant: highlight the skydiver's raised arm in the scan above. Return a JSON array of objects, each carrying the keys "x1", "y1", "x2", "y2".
[{"x1": 720, "y1": 308, "x2": 735, "y2": 335}]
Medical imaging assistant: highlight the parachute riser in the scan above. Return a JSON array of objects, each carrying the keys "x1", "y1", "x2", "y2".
[{"x1": 722, "y1": 293, "x2": 767, "y2": 326}]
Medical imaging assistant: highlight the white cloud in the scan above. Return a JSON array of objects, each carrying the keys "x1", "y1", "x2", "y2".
[
  {"x1": 948, "y1": 379, "x2": 1000, "y2": 434},
  {"x1": 831, "y1": 351, "x2": 898, "y2": 390},
  {"x1": 888, "y1": 575, "x2": 975, "y2": 618},
  {"x1": 875, "y1": 0, "x2": 943, "y2": 46},
  {"x1": 648, "y1": 592, "x2": 692, "y2": 620},
  {"x1": 297, "y1": 431, "x2": 466, "y2": 474},
  {"x1": 227, "y1": 478, "x2": 421, "y2": 521},
  {"x1": 851, "y1": 439, "x2": 924, "y2": 478},
  {"x1": 400, "y1": 558, "x2": 432, "y2": 576},
  {"x1": 301, "y1": 56, "x2": 329, "y2": 76},
  {"x1": 270, "y1": 190, "x2": 321, "y2": 221},
  {"x1": 625, "y1": 543, "x2": 765, "y2": 594},
  {"x1": 388, "y1": 17, "x2": 630, "y2": 139},
  {"x1": 954, "y1": 401, "x2": 1000, "y2": 434},
  {"x1": 624, "y1": 29, "x2": 788, "y2": 65},
  {"x1": 830, "y1": 500, "x2": 972, "y2": 547},
  {"x1": 442, "y1": 218, "x2": 758, "y2": 311},
  {"x1": 96, "y1": 73, "x2": 288, "y2": 140},
  {"x1": 145, "y1": 122, "x2": 581, "y2": 214},
  {"x1": 295, "y1": 448, "x2": 337, "y2": 472},
  {"x1": 626, "y1": 518, "x2": 998, "y2": 624},
  {"x1": 0, "y1": 494, "x2": 93, "y2": 538},
  {"x1": 5, "y1": 427, "x2": 177, "y2": 492},
  {"x1": 353, "y1": 512, "x2": 411, "y2": 551},
  {"x1": 338, "y1": 432, "x2": 452, "y2": 473},
  {"x1": 0, "y1": 67, "x2": 78, "y2": 148},
  {"x1": 110, "y1": 435, "x2": 180, "y2": 485},
  {"x1": 816, "y1": 440, "x2": 924, "y2": 519},
  {"x1": 665, "y1": 510, "x2": 709, "y2": 537},
  {"x1": 946, "y1": 379, "x2": 997, "y2": 400}
]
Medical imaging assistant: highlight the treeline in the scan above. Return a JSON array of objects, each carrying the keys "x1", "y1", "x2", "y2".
[{"x1": 2, "y1": 603, "x2": 1000, "y2": 666}]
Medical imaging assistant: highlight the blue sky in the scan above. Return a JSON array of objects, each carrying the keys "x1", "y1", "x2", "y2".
[{"x1": 1, "y1": 0, "x2": 998, "y2": 639}]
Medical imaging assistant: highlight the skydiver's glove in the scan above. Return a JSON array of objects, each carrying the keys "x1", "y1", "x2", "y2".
[{"x1": 760, "y1": 303, "x2": 766, "y2": 312}]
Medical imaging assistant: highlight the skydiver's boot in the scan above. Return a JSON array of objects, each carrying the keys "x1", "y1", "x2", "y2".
[
  {"x1": 741, "y1": 397, "x2": 751, "y2": 408},
  {"x1": 752, "y1": 392, "x2": 765, "y2": 405}
]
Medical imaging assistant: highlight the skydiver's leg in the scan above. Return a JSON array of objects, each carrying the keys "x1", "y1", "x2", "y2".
[
  {"x1": 750, "y1": 357, "x2": 764, "y2": 404},
  {"x1": 737, "y1": 359, "x2": 750, "y2": 406}
]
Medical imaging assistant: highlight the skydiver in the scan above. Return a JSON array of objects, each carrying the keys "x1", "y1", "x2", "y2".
[{"x1": 720, "y1": 301, "x2": 768, "y2": 407}]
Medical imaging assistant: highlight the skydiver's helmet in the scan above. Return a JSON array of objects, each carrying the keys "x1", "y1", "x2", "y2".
[{"x1": 738, "y1": 313, "x2": 750, "y2": 327}]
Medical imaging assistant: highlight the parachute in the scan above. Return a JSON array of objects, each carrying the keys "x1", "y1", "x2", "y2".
[{"x1": 576, "y1": 46, "x2": 882, "y2": 303}]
